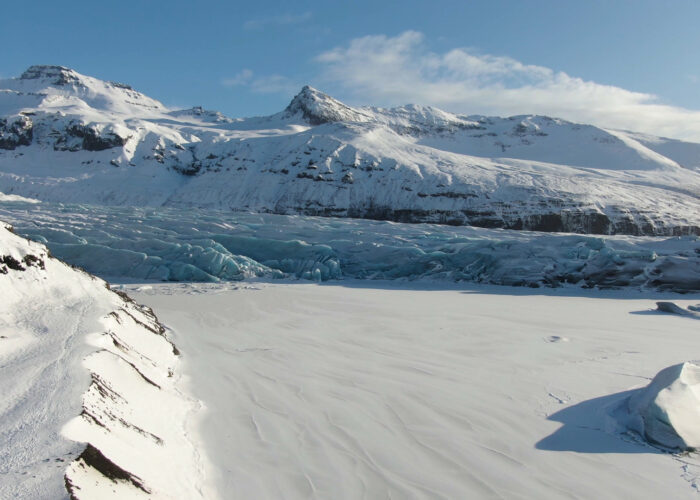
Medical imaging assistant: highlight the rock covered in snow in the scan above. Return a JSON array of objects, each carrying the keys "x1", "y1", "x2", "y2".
[
  {"x1": 281, "y1": 85, "x2": 372, "y2": 125},
  {"x1": 627, "y1": 361, "x2": 700, "y2": 450}
]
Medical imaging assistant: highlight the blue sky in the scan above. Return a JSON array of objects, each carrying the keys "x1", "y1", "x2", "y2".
[{"x1": 3, "y1": 0, "x2": 700, "y2": 138}]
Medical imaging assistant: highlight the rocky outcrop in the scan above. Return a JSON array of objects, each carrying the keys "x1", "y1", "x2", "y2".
[
  {"x1": 63, "y1": 123, "x2": 130, "y2": 151},
  {"x1": 282, "y1": 85, "x2": 372, "y2": 125},
  {"x1": 0, "y1": 115, "x2": 33, "y2": 150},
  {"x1": 0, "y1": 221, "x2": 206, "y2": 499},
  {"x1": 20, "y1": 65, "x2": 82, "y2": 86}
]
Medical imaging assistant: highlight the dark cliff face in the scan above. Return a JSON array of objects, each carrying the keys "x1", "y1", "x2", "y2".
[
  {"x1": 0, "y1": 115, "x2": 33, "y2": 150},
  {"x1": 291, "y1": 203, "x2": 699, "y2": 236},
  {"x1": 0, "y1": 114, "x2": 130, "y2": 152},
  {"x1": 63, "y1": 123, "x2": 130, "y2": 151}
]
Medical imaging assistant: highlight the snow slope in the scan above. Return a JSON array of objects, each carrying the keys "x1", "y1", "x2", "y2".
[
  {"x1": 1, "y1": 201, "x2": 698, "y2": 292},
  {"x1": 0, "y1": 222, "x2": 209, "y2": 499},
  {"x1": 0, "y1": 66, "x2": 698, "y2": 235},
  {"x1": 127, "y1": 280, "x2": 700, "y2": 499}
]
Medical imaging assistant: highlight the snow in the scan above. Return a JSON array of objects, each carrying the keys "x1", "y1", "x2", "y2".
[
  {"x1": 0, "y1": 222, "x2": 209, "y2": 499},
  {"x1": 0, "y1": 191, "x2": 39, "y2": 203},
  {"x1": 2, "y1": 63, "x2": 700, "y2": 499},
  {"x1": 0, "y1": 67, "x2": 698, "y2": 235},
  {"x1": 1, "y1": 201, "x2": 697, "y2": 291},
  {"x1": 125, "y1": 280, "x2": 700, "y2": 499}
]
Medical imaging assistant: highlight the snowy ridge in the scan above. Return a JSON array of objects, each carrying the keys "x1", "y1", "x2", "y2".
[
  {"x1": 0, "y1": 221, "x2": 207, "y2": 499},
  {"x1": 0, "y1": 66, "x2": 698, "y2": 235}
]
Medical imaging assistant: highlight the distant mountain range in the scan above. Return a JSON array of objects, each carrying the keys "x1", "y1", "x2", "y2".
[{"x1": 1, "y1": 65, "x2": 698, "y2": 235}]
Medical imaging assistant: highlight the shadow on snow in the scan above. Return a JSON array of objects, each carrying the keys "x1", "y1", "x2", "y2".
[{"x1": 535, "y1": 389, "x2": 662, "y2": 454}]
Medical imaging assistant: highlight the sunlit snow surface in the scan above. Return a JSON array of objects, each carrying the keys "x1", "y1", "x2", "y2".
[
  {"x1": 126, "y1": 281, "x2": 700, "y2": 499},
  {"x1": 0, "y1": 199, "x2": 698, "y2": 291}
]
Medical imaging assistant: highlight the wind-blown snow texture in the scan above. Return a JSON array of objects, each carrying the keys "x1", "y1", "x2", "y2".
[
  {"x1": 1, "y1": 66, "x2": 699, "y2": 235},
  {"x1": 1, "y1": 200, "x2": 697, "y2": 292},
  {"x1": 0, "y1": 221, "x2": 207, "y2": 499}
]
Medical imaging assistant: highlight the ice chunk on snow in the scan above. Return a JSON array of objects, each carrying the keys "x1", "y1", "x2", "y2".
[
  {"x1": 656, "y1": 302, "x2": 700, "y2": 318},
  {"x1": 628, "y1": 361, "x2": 700, "y2": 450},
  {"x1": 0, "y1": 191, "x2": 39, "y2": 203}
]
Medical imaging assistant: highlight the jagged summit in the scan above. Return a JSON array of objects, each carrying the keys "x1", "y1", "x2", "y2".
[
  {"x1": 283, "y1": 85, "x2": 371, "y2": 125},
  {"x1": 19, "y1": 64, "x2": 133, "y2": 90},
  {"x1": 2, "y1": 65, "x2": 162, "y2": 113},
  {"x1": 19, "y1": 65, "x2": 82, "y2": 86}
]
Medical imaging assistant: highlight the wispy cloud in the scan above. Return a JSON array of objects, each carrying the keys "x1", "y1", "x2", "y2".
[
  {"x1": 222, "y1": 69, "x2": 299, "y2": 95},
  {"x1": 243, "y1": 11, "x2": 312, "y2": 31},
  {"x1": 314, "y1": 31, "x2": 700, "y2": 141},
  {"x1": 222, "y1": 69, "x2": 254, "y2": 87}
]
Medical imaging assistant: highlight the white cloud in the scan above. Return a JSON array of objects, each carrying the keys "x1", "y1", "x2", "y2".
[
  {"x1": 222, "y1": 69, "x2": 299, "y2": 95},
  {"x1": 222, "y1": 69, "x2": 253, "y2": 87},
  {"x1": 243, "y1": 12, "x2": 312, "y2": 31},
  {"x1": 315, "y1": 31, "x2": 700, "y2": 141}
]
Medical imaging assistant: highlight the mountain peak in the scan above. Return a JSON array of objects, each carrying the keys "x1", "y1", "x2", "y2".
[
  {"x1": 284, "y1": 86, "x2": 369, "y2": 125},
  {"x1": 20, "y1": 65, "x2": 82, "y2": 86}
]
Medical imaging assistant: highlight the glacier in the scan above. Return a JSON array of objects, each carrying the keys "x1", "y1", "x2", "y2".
[{"x1": 1, "y1": 199, "x2": 697, "y2": 291}]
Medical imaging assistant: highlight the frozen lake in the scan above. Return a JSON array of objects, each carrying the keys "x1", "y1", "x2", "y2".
[{"x1": 127, "y1": 280, "x2": 700, "y2": 499}]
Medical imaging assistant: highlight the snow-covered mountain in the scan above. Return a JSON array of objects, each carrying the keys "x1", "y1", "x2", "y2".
[
  {"x1": 0, "y1": 221, "x2": 207, "y2": 499},
  {"x1": 1, "y1": 65, "x2": 699, "y2": 235}
]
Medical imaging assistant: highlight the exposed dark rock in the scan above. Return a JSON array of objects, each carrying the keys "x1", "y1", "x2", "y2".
[
  {"x1": 0, "y1": 255, "x2": 25, "y2": 271},
  {"x1": 65, "y1": 444, "x2": 150, "y2": 498},
  {"x1": 0, "y1": 115, "x2": 33, "y2": 150},
  {"x1": 65, "y1": 123, "x2": 130, "y2": 151},
  {"x1": 22, "y1": 254, "x2": 45, "y2": 269},
  {"x1": 20, "y1": 65, "x2": 81, "y2": 86},
  {"x1": 284, "y1": 202, "x2": 698, "y2": 236},
  {"x1": 283, "y1": 86, "x2": 370, "y2": 125}
]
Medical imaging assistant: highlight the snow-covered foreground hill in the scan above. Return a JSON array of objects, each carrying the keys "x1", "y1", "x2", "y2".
[
  {"x1": 127, "y1": 281, "x2": 700, "y2": 499},
  {"x1": 0, "y1": 223, "x2": 210, "y2": 499},
  {"x1": 1, "y1": 65, "x2": 699, "y2": 235}
]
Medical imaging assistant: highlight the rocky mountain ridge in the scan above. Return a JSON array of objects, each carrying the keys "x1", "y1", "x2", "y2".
[{"x1": 0, "y1": 65, "x2": 699, "y2": 235}]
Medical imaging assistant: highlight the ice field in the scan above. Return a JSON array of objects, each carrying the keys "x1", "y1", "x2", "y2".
[{"x1": 0, "y1": 199, "x2": 698, "y2": 292}]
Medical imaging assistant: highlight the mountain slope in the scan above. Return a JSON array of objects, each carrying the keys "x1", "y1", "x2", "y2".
[
  {"x1": 0, "y1": 65, "x2": 698, "y2": 235},
  {"x1": 0, "y1": 221, "x2": 208, "y2": 499}
]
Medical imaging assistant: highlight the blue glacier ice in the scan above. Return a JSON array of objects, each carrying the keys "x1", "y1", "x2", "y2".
[{"x1": 0, "y1": 200, "x2": 698, "y2": 291}]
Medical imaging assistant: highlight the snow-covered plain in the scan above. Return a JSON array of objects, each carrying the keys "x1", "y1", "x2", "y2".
[{"x1": 125, "y1": 280, "x2": 700, "y2": 499}]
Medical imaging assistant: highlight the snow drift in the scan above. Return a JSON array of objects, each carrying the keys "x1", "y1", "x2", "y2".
[
  {"x1": 0, "y1": 65, "x2": 699, "y2": 235},
  {"x1": 0, "y1": 221, "x2": 207, "y2": 498}
]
